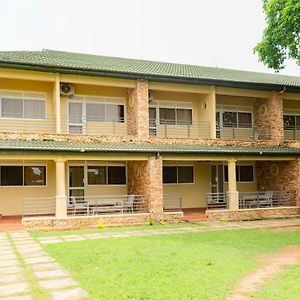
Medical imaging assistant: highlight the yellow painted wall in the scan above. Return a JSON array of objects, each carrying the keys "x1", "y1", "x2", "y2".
[
  {"x1": 0, "y1": 161, "x2": 56, "y2": 216},
  {"x1": 216, "y1": 95, "x2": 256, "y2": 107},
  {"x1": 163, "y1": 162, "x2": 211, "y2": 208},
  {"x1": 283, "y1": 100, "x2": 300, "y2": 110}
]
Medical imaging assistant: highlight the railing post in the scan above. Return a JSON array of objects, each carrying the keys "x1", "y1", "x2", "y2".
[
  {"x1": 232, "y1": 125, "x2": 235, "y2": 140},
  {"x1": 187, "y1": 124, "x2": 191, "y2": 138},
  {"x1": 164, "y1": 123, "x2": 167, "y2": 137},
  {"x1": 293, "y1": 127, "x2": 296, "y2": 140}
]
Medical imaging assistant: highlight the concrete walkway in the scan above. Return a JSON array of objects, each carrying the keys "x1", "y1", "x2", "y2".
[
  {"x1": 37, "y1": 218, "x2": 300, "y2": 245},
  {"x1": 0, "y1": 232, "x2": 88, "y2": 300}
]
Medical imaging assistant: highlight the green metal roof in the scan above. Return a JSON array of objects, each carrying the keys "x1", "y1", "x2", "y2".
[
  {"x1": 0, "y1": 49, "x2": 299, "y2": 91},
  {"x1": 0, "y1": 139, "x2": 299, "y2": 156}
]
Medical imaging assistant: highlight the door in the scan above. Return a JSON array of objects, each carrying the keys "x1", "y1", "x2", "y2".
[
  {"x1": 69, "y1": 166, "x2": 85, "y2": 204},
  {"x1": 69, "y1": 102, "x2": 84, "y2": 134},
  {"x1": 211, "y1": 165, "x2": 224, "y2": 194},
  {"x1": 216, "y1": 110, "x2": 221, "y2": 138},
  {"x1": 149, "y1": 107, "x2": 157, "y2": 136}
]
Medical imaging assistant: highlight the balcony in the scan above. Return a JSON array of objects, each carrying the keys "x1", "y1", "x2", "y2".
[
  {"x1": 284, "y1": 126, "x2": 300, "y2": 141},
  {"x1": 0, "y1": 115, "x2": 130, "y2": 137},
  {"x1": 149, "y1": 119, "x2": 211, "y2": 139}
]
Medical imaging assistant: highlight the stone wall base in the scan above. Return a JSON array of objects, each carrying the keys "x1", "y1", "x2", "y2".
[
  {"x1": 22, "y1": 212, "x2": 183, "y2": 231},
  {"x1": 206, "y1": 207, "x2": 300, "y2": 221}
]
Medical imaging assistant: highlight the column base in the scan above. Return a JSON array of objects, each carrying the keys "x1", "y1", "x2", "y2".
[
  {"x1": 227, "y1": 191, "x2": 239, "y2": 211},
  {"x1": 55, "y1": 195, "x2": 67, "y2": 218}
]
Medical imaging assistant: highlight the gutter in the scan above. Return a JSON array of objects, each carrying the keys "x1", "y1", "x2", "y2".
[{"x1": 0, "y1": 62, "x2": 299, "y2": 93}]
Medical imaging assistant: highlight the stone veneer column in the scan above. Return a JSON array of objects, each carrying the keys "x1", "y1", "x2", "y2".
[
  {"x1": 127, "y1": 79, "x2": 149, "y2": 138},
  {"x1": 227, "y1": 159, "x2": 239, "y2": 210},
  {"x1": 256, "y1": 159, "x2": 300, "y2": 206},
  {"x1": 254, "y1": 91, "x2": 284, "y2": 143},
  {"x1": 127, "y1": 156, "x2": 163, "y2": 220},
  {"x1": 55, "y1": 158, "x2": 67, "y2": 218}
]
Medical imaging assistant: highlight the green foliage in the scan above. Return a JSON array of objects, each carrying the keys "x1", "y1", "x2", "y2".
[{"x1": 254, "y1": 0, "x2": 300, "y2": 71}]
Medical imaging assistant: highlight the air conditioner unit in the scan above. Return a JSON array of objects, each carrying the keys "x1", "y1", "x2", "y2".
[
  {"x1": 148, "y1": 91, "x2": 154, "y2": 102},
  {"x1": 60, "y1": 83, "x2": 75, "y2": 96}
]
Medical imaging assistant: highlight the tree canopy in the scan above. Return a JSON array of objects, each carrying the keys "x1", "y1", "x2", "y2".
[{"x1": 254, "y1": 0, "x2": 300, "y2": 71}]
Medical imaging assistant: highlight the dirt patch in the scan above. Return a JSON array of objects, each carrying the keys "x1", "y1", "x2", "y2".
[
  {"x1": 270, "y1": 225, "x2": 300, "y2": 232},
  {"x1": 229, "y1": 245, "x2": 300, "y2": 300}
]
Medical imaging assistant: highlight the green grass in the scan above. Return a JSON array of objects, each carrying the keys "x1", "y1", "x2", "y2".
[
  {"x1": 42, "y1": 229, "x2": 300, "y2": 300},
  {"x1": 253, "y1": 263, "x2": 300, "y2": 300},
  {"x1": 30, "y1": 222, "x2": 207, "y2": 238}
]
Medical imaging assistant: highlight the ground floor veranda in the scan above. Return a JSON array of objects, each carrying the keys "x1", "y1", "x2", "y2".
[{"x1": 0, "y1": 153, "x2": 299, "y2": 229}]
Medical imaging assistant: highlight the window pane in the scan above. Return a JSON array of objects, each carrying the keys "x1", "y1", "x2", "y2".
[
  {"x1": 88, "y1": 166, "x2": 106, "y2": 185},
  {"x1": 69, "y1": 103, "x2": 82, "y2": 124},
  {"x1": 69, "y1": 166, "x2": 84, "y2": 187},
  {"x1": 106, "y1": 104, "x2": 119, "y2": 122},
  {"x1": 108, "y1": 166, "x2": 126, "y2": 184},
  {"x1": 86, "y1": 103, "x2": 105, "y2": 122},
  {"x1": 238, "y1": 112, "x2": 252, "y2": 128},
  {"x1": 283, "y1": 115, "x2": 295, "y2": 129},
  {"x1": 178, "y1": 166, "x2": 193, "y2": 183},
  {"x1": 159, "y1": 108, "x2": 176, "y2": 125},
  {"x1": 177, "y1": 109, "x2": 192, "y2": 125},
  {"x1": 24, "y1": 100, "x2": 45, "y2": 119},
  {"x1": 296, "y1": 116, "x2": 300, "y2": 129},
  {"x1": 239, "y1": 166, "x2": 253, "y2": 182},
  {"x1": 24, "y1": 166, "x2": 46, "y2": 186},
  {"x1": 118, "y1": 105, "x2": 125, "y2": 123},
  {"x1": 1, "y1": 166, "x2": 23, "y2": 186},
  {"x1": 163, "y1": 166, "x2": 177, "y2": 183},
  {"x1": 1, "y1": 98, "x2": 23, "y2": 118},
  {"x1": 223, "y1": 111, "x2": 237, "y2": 127}
]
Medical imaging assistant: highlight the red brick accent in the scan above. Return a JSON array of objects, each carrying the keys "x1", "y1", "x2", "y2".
[
  {"x1": 127, "y1": 156, "x2": 163, "y2": 220},
  {"x1": 254, "y1": 91, "x2": 284, "y2": 143}
]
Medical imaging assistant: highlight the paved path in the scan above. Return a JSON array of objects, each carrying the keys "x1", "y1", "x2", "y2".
[
  {"x1": 37, "y1": 218, "x2": 300, "y2": 245},
  {"x1": 0, "y1": 231, "x2": 88, "y2": 300}
]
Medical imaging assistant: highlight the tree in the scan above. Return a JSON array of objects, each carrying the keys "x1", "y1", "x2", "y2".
[{"x1": 254, "y1": 0, "x2": 300, "y2": 71}]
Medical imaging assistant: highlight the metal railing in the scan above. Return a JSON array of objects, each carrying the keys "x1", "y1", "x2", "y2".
[
  {"x1": 23, "y1": 197, "x2": 56, "y2": 217},
  {"x1": 68, "y1": 195, "x2": 148, "y2": 216},
  {"x1": 0, "y1": 115, "x2": 131, "y2": 136},
  {"x1": 206, "y1": 193, "x2": 228, "y2": 210},
  {"x1": 149, "y1": 119, "x2": 211, "y2": 139},
  {"x1": 163, "y1": 194, "x2": 182, "y2": 211},
  {"x1": 216, "y1": 123, "x2": 270, "y2": 141},
  {"x1": 239, "y1": 191, "x2": 296, "y2": 209},
  {"x1": 284, "y1": 127, "x2": 300, "y2": 141}
]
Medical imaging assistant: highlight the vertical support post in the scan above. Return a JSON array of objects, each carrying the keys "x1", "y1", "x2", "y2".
[
  {"x1": 54, "y1": 73, "x2": 61, "y2": 134},
  {"x1": 227, "y1": 159, "x2": 239, "y2": 210},
  {"x1": 55, "y1": 158, "x2": 67, "y2": 218}
]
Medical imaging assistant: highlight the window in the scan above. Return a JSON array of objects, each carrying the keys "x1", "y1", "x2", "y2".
[
  {"x1": 85, "y1": 103, "x2": 124, "y2": 122},
  {"x1": 24, "y1": 166, "x2": 46, "y2": 186},
  {"x1": 224, "y1": 165, "x2": 254, "y2": 182},
  {"x1": 88, "y1": 166, "x2": 106, "y2": 185},
  {"x1": 0, "y1": 93, "x2": 45, "y2": 119},
  {"x1": 222, "y1": 111, "x2": 252, "y2": 128},
  {"x1": 163, "y1": 165, "x2": 194, "y2": 184},
  {"x1": 159, "y1": 108, "x2": 192, "y2": 125},
  {"x1": 87, "y1": 165, "x2": 126, "y2": 185},
  {"x1": 0, "y1": 165, "x2": 46, "y2": 186},
  {"x1": 283, "y1": 115, "x2": 300, "y2": 130}
]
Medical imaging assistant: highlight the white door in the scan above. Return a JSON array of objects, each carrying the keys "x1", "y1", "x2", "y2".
[
  {"x1": 69, "y1": 102, "x2": 84, "y2": 134},
  {"x1": 68, "y1": 166, "x2": 85, "y2": 204}
]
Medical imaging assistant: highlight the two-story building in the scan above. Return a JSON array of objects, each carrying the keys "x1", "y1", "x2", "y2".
[{"x1": 0, "y1": 50, "x2": 300, "y2": 229}]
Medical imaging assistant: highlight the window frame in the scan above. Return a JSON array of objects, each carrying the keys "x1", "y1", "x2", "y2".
[
  {"x1": 223, "y1": 163, "x2": 254, "y2": 183},
  {"x1": 217, "y1": 105, "x2": 253, "y2": 129},
  {"x1": 283, "y1": 111, "x2": 300, "y2": 130},
  {"x1": 0, "y1": 90, "x2": 46, "y2": 121},
  {"x1": 0, "y1": 163, "x2": 47, "y2": 187},
  {"x1": 163, "y1": 164, "x2": 195, "y2": 185}
]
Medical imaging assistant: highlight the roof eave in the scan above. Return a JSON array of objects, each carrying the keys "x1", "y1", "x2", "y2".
[{"x1": 0, "y1": 61, "x2": 299, "y2": 93}]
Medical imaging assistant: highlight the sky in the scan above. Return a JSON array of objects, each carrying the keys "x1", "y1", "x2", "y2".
[{"x1": 0, "y1": 0, "x2": 299, "y2": 76}]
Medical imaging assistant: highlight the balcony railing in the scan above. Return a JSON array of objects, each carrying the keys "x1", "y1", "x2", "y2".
[
  {"x1": 216, "y1": 123, "x2": 270, "y2": 141},
  {"x1": 206, "y1": 193, "x2": 228, "y2": 210},
  {"x1": 163, "y1": 194, "x2": 182, "y2": 212},
  {"x1": 284, "y1": 127, "x2": 300, "y2": 141},
  {"x1": 68, "y1": 195, "x2": 148, "y2": 216},
  {"x1": 23, "y1": 197, "x2": 56, "y2": 217},
  {"x1": 149, "y1": 119, "x2": 210, "y2": 139},
  {"x1": 0, "y1": 115, "x2": 131, "y2": 136},
  {"x1": 239, "y1": 191, "x2": 296, "y2": 209}
]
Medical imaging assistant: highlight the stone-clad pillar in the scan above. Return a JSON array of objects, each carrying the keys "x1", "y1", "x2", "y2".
[
  {"x1": 55, "y1": 158, "x2": 67, "y2": 218},
  {"x1": 127, "y1": 79, "x2": 149, "y2": 138},
  {"x1": 254, "y1": 91, "x2": 284, "y2": 143},
  {"x1": 127, "y1": 156, "x2": 163, "y2": 220},
  {"x1": 227, "y1": 159, "x2": 239, "y2": 210}
]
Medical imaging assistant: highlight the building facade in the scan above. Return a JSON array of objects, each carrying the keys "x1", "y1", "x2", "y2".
[{"x1": 0, "y1": 50, "x2": 300, "y2": 229}]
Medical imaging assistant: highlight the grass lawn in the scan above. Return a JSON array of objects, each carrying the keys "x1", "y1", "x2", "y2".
[{"x1": 41, "y1": 228, "x2": 300, "y2": 300}]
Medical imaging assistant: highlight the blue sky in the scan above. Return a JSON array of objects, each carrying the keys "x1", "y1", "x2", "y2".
[{"x1": 0, "y1": 0, "x2": 299, "y2": 75}]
